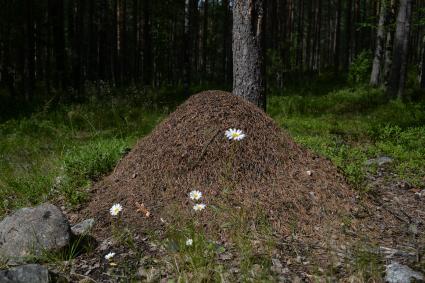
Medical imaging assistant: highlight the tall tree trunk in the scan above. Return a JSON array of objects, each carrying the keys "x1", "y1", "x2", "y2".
[
  {"x1": 0, "y1": 7, "x2": 17, "y2": 98},
  {"x1": 306, "y1": 0, "x2": 314, "y2": 70},
  {"x1": 24, "y1": 0, "x2": 35, "y2": 102},
  {"x1": 114, "y1": 0, "x2": 121, "y2": 85},
  {"x1": 202, "y1": 0, "x2": 209, "y2": 78},
  {"x1": 142, "y1": 0, "x2": 152, "y2": 85},
  {"x1": 354, "y1": 0, "x2": 361, "y2": 57},
  {"x1": 72, "y1": 0, "x2": 85, "y2": 96},
  {"x1": 183, "y1": 0, "x2": 191, "y2": 95},
  {"x1": 133, "y1": 0, "x2": 140, "y2": 82},
  {"x1": 313, "y1": 0, "x2": 322, "y2": 71},
  {"x1": 232, "y1": 0, "x2": 266, "y2": 110},
  {"x1": 334, "y1": 0, "x2": 342, "y2": 73},
  {"x1": 370, "y1": 0, "x2": 387, "y2": 86},
  {"x1": 121, "y1": 0, "x2": 127, "y2": 83},
  {"x1": 387, "y1": 0, "x2": 413, "y2": 98},
  {"x1": 420, "y1": 35, "x2": 425, "y2": 89},
  {"x1": 383, "y1": 0, "x2": 396, "y2": 86},
  {"x1": 191, "y1": 0, "x2": 199, "y2": 81},
  {"x1": 222, "y1": 0, "x2": 231, "y2": 84},
  {"x1": 345, "y1": 0, "x2": 353, "y2": 71},
  {"x1": 296, "y1": 0, "x2": 304, "y2": 69}
]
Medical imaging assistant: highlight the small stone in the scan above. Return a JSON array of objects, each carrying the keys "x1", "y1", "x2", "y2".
[
  {"x1": 219, "y1": 252, "x2": 233, "y2": 261},
  {"x1": 385, "y1": 262, "x2": 424, "y2": 283},
  {"x1": 0, "y1": 264, "x2": 49, "y2": 283},
  {"x1": 295, "y1": 255, "x2": 302, "y2": 263},
  {"x1": 398, "y1": 181, "x2": 412, "y2": 189},
  {"x1": 408, "y1": 224, "x2": 418, "y2": 235},
  {"x1": 71, "y1": 219, "x2": 95, "y2": 236},
  {"x1": 271, "y1": 258, "x2": 284, "y2": 274},
  {"x1": 99, "y1": 239, "x2": 114, "y2": 251},
  {"x1": 415, "y1": 190, "x2": 425, "y2": 198},
  {"x1": 365, "y1": 156, "x2": 393, "y2": 166},
  {"x1": 306, "y1": 170, "x2": 313, "y2": 176},
  {"x1": 272, "y1": 258, "x2": 283, "y2": 268}
]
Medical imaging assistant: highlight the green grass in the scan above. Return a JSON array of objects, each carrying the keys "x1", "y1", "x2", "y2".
[
  {"x1": 269, "y1": 86, "x2": 425, "y2": 191},
  {"x1": 0, "y1": 92, "x2": 165, "y2": 215}
]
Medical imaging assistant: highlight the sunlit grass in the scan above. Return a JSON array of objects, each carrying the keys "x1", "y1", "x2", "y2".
[{"x1": 269, "y1": 86, "x2": 425, "y2": 190}]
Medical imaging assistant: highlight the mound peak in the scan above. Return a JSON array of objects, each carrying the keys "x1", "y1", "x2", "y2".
[{"x1": 83, "y1": 90, "x2": 357, "y2": 246}]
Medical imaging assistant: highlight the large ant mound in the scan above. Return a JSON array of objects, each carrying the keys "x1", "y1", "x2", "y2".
[{"x1": 83, "y1": 90, "x2": 360, "y2": 250}]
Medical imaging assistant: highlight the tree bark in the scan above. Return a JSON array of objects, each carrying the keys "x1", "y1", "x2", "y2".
[
  {"x1": 0, "y1": 2, "x2": 17, "y2": 98},
  {"x1": 24, "y1": 0, "x2": 35, "y2": 102},
  {"x1": 345, "y1": 0, "x2": 353, "y2": 71},
  {"x1": 233, "y1": 0, "x2": 266, "y2": 110},
  {"x1": 222, "y1": 0, "x2": 232, "y2": 84},
  {"x1": 313, "y1": 0, "x2": 322, "y2": 71},
  {"x1": 142, "y1": 0, "x2": 152, "y2": 85},
  {"x1": 383, "y1": 0, "x2": 395, "y2": 86},
  {"x1": 420, "y1": 35, "x2": 425, "y2": 89},
  {"x1": 370, "y1": 0, "x2": 387, "y2": 86},
  {"x1": 202, "y1": 0, "x2": 208, "y2": 78},
  {"x1": 72, "y1": 0, "x2": 85, "y2": 96},
  {"x1": 387, "y1": 0, "x2": 413, "y2": 98},
  {"x1": 334, "y1": 0, "x2": 342, "y2": 73},
  {"x1": 183, "y1": 0, "x2": 191, "y2": 95}
]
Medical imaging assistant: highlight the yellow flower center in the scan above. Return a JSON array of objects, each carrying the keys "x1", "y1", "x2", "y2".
[{"x1": 231, "y1": 133, "x2": 239, "y2": 138}]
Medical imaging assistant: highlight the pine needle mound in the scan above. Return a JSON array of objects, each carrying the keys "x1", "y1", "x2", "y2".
[{"x1": 83, "y1": 91, "x2": 358, "y2": 244}]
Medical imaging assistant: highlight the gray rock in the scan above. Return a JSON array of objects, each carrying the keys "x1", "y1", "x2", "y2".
[
  {"x1": 0, "y1": 264, "x2": 49, "y2": 283},
  {"x1": 385, "y1": 262, "x2": 424, "y2": 283},
  {"x1": 365, "y1": 156, "x2": 393, "y2": 166},
  {"x1": 0, "y1": 203, "x2": 70, "y2": 263},
  {"x1": 71, "y1": 219, "x2": 95, "y2": 236}
]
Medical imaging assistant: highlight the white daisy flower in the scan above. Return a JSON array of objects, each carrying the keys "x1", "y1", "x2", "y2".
[
  {"x1": 186, "y1": 239, "x2": 193, "y2": 246},
  {"x1": 193, "y1": 203, "x2": 206, "y2": 211},
  {"x1": 225, "y1": 128, "x2": 246, "y2": 141},
  {"x1": 109, "y1": 203, "x2": 123, "y2": 216},
  {"x1": 105, "y1": 252, "x2": 115, "y2": 260},
  {"x1": 189, "y1": 190, "x2": 202, "y2": 201}
]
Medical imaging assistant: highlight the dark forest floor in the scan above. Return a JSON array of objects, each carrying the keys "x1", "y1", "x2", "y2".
[{"x1": 0, "y1": 84, "x2": 424, "y2": 281}]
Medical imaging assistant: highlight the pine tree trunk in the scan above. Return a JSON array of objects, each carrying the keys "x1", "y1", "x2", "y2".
[
  {"x1": 121, "y1": 0, "x2": 127, "y2": 83},
  {"x1": 306, "y1": 1, "x2": 313, "y2": 70},
  {"x1": 24, "y1": 0, "x2": 35, "y2": 102},
  {"x1": 232, "y1": 0, "x2": 266, "y2": 110},
  {"x1": 222, "y1": 0, "x2": 231, "y2": 84},
  {"x1": 345, "y1": 0, "x2": 353, "y2": 71},
  {"x1": 296, "y1": 0, "x2": 304, "y2": 69},
  {"x1": 133, "y1": 0, "x2": 140, "y2": 81},
  {"x1": 202, "y1": 0, "x2": 208, "y2": 78},
  {"x1": 314, "y1": 0, "x2": 322, "y2": 71},
  {"x1": 183, "y1": 0, "x2": 191, "y2": 95},
  {"x1": 420, "y1": 35, "x2": 425, "y2": 89},
  {"x1": 387, "y1": 0, "x2": 413, "y2": 98},
  {"x1": 143, "y1": 0, "x2": 152, "y2": 85},
  {"x1": 370, "y1": 0, "x2": 387, "y2": 86},
  {"x1": 383, "y1": 0, "x2": 395, "y2": 86},
  {"x1": 0, "y1": 7, "x2": 17, "y2": 98},
  {"x1": 334, "y1": 0, "x2": 341, "y2": 73}
]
